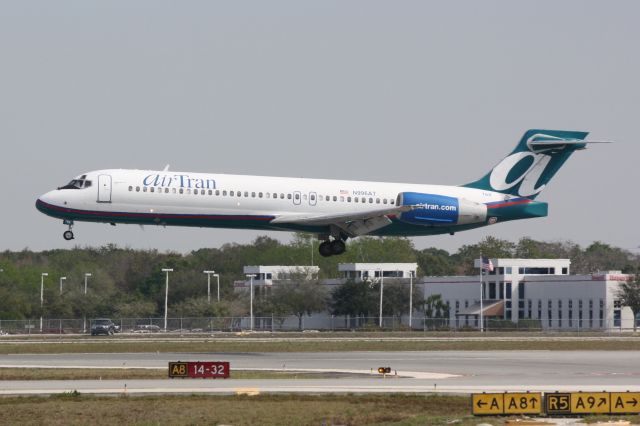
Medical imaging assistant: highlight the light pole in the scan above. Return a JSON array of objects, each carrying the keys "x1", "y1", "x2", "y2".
[
  {"x1": 40, "y1": 273, "x2": 48, "y2": 333},
  {"x1": 214, "y1": 274, "x2": 220, "y2": 302},
  {"x1": 162, "y1": 268, "x2": 173, "y2": 332},
  {"x1": 378, "y1": 269, "x2": 384, "y2": 328},
  {"x1": 203, "y1": 270, "x2": 215, "y2": 303},
  {"x1": 246, "y1": 274, "x2": 257, "y2": 331},
  {"x1": 409, "y1": 271, "x2": 414, "y2": 330},
  {"x1": 83, "y1": 273, "x2": 92, "y2": 333},
  {"x1": 84, "y1": 273, "x2": 92, "y2": 295},
  {"x1": 59, "y1": 276, "x2": 66, "y2": 295}
]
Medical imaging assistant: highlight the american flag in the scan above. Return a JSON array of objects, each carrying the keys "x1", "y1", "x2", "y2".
[{"x1": 481, "y1": 256, "x2": 494, "y2": 272}]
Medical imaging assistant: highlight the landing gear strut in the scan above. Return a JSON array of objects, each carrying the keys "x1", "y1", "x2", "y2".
[
  {"x1": 63, "y1": 220, "x2": 74, "y2": 241},
  {"x1": 319, "y1": 238, "x2": 346, "y2": 257}
]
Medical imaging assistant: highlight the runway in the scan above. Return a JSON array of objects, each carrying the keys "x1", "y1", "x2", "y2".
[{"x1": 1, "y1": 351, "x2": 639, "y2": 396}]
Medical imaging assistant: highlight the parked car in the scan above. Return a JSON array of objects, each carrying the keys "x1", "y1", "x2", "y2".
[
  {"x1": 90, "y1": 318, "x2": 118, "y2": 336},
  {"x1": 133, "y1": 324, "x2": 161, "y2": 333}
]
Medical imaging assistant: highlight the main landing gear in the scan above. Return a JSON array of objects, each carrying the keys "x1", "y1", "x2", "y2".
[
  {"x1": 63, "y1": 220, "x2": 74, "y2": 241},
  {"x1": 319, "y1": 239, "x2": 346, "y2": 257}
]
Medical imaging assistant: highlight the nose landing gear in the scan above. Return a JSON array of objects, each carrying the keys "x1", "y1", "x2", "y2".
[{"x1": 63, "y1": 220, "x2": 74, "y2": 241}]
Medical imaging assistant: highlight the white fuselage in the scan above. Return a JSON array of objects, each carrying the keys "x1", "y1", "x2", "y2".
[{"x1": 36, "y1": 169, "x2": 511, "y2": 235}]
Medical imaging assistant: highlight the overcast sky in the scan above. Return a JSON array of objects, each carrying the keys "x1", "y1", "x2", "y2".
[{"x1": 1, "y1": 1, "x2": 638, "y2": 255}]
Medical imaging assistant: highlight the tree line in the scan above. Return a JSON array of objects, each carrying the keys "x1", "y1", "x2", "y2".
[{"x1": 0, "y1": 235, "x2": 637, "y2": 321}]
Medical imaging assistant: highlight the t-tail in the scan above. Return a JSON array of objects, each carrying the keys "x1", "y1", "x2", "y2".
[{"x1": 463, "y1": 129, "x2": 593, "y2": 200}]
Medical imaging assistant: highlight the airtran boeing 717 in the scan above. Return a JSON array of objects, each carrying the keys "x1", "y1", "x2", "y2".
[{"x1": 36, "y1": 130, "x2": 606, "y2": 257}]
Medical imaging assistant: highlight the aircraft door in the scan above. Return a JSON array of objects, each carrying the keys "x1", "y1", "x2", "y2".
[
  {"x1": 309, "y1": 192, "x2": 317, "y2": 206},
  {"x1": 97, "y1": 174, "x2": 112, "y2": 203},
  {"x1": 293, "y1": 191, "x2": 301, "y2": 205}
]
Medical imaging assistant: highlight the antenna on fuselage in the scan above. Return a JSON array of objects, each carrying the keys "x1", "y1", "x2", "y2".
[{"x1": 163, "y1": 164, "x2": 170, "y2": 171}]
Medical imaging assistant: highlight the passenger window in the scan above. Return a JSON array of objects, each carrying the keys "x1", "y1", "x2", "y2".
[
  {"x1": 194, "y1": 189, "x2": 198, "y2": 195},
  {"x1": 150, "y1": 187, "x2": 154, "y2": 193},
  {"x1": 244, "y1": 191, "x2": 249, "y2": 197},
  {"x1": 237, "y1": 191, "x2": 241, "y2": 197},
  {"x1": 223, "y1": 190, "x2": 227, "y2": 196},
  {"x1": 215, "y1": 190, "x2": 220, "y2": 196},
  {"x1": 280, "y1": 193, "x2": 285, "y2": 199},
  {"x1": 333, "y1": 196, "x2": 337, "y2": 201},
  {"x1": 179, "y1": 188, "x2": 184, "y2": 194},
  {"x1": 172, "y1": 188, "x2": 176, "y2": 194},
  {"x1": 310, "y1": 194, "x2": 315, "y2": 201},
  {"x1": 165, "y1": 188, "x2": 169, "y2": 193},
  {"x1": 376, "y1": 198, "x2": 380, "y2": 204},
  {"x1": 259, "y1": 192, "x2": 263, "y2": 198},
  {"x1": 354, "y1": 197, "x2": 358, "y2": 203},
  {"x1": 287, "y1": 194, "x2": 292, "y2": 199},
  {"x1": 273, "y1": 193, "x2": 278, "y2": 199},
  {"x1": 340, "y1": 196, "x2": 345, "y2": 202},
  {"x1": 187, "y1": 189, "x2": 191, "y2": 194},
  {"x1": 383, "y1": 199, "x2": 387, "y2": 204},
  {"x1": 208, "y1": 190, "x2": 213, "y2": 195},
  {"x1": 368, "y1": 198, "x2": 373, "y2": 203},
  {"x1": 390, "y1": 199, "x2": 394, "y2": 205},
  {"x1": 295, "y1": 193, "x2": 300, "y2": 200},
  {"x1": 252, "y1": 192, "x2": 256, "y2": 198},
  {"x1": 230, "y1": 191, "x2": 234, "y2": 196},
  {"x1": 143, "y1": 187, "x2": 147, "y2": 192},
  {"x1": 128, "y1": 186, "x2": 133, "y2": 192},
  {"x1": 347, "y1": 197, "x2": 351, "y2": 202},
  {"x1": 266, "y1": 193, "x2": 270, "y2": 198},
  {"x1": 326, "y1": 196, "x2": 330, "y2": 201}
]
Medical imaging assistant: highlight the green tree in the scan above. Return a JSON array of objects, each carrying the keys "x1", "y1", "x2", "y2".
[
  {"x1": 271, "y1": 269, "x2": 327, "y2": 330},
  {"x1": 453, "y1": 237, "x2": 516, "y2": 274},
  {"x1": 330, "y1": 279, "x2": 378, "y2": 318},
  {"x1": 617, "y1": 275, "x2": 640, "y2": 332}
]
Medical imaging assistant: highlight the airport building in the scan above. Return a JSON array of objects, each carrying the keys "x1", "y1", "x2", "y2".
[
  {"x1": 233, "y1": 259, "x2": 635, "y2": 332},
  {"x1": 424, "y1": 259, "x2": 636, "y2": 331}
]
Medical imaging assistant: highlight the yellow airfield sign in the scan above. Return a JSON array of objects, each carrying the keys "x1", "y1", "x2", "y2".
[
  {"x1": 503, "y1": 393, "x2": 543, "y2": 415},
  {"x1": 472, "y1": 393, "x2": 504, "y2": 415},
  {"x1": 610, "y1": 392, "x2": 640, "y2": 414},
  {"x1": 570, "y1": 392, "x2": 610, "y2": 414}
]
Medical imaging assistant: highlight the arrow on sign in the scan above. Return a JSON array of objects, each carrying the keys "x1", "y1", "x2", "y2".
[
  {"x1": 627, "y1": 398, "x2": 638, "y2": 407},
  {"x1": 598, "y1": 398, "x2": 607, "y2": 407},
  {"x1": 477, "y1": 400, "x2": 487, "y2": 408}
]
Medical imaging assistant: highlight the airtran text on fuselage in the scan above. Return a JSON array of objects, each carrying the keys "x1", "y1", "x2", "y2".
[{"x1": 143, "y1": 174, "x2": 217, "y2": 190}]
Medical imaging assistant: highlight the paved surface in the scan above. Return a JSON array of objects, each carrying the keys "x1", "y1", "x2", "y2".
[{"x1": 1, "y1": 351, "x2": 639, "y2": 395}]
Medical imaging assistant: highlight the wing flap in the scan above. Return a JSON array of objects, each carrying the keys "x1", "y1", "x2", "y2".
[{"x1": 270, "y1": 204, "x2": 417, "y2": 237}]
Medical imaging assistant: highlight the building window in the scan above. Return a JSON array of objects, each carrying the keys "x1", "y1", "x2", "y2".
[
  {"x1": 128, "y1": 186, "x2": 133, "y2": 191},
  {"x1": 505, "y1": 267, "x2": 512, "y2": 274},
  {"x1": 558, "y1": 300, "x2": 563, "y2": 327},
  {"x1": 599, "y1": 299, "x2": 604, "y2": 328},
  {"x1": 562, "y1": 267, "x2": 568, "y2": 274},
  {"x1": 568, "y1": 300, "x2": 573, "y2": 328},
  {"x1": 537, "y1": 300, "x2": 542, "y2": 319}
]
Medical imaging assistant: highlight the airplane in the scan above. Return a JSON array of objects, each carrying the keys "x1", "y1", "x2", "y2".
[{"x1": 36, "y1": 129, "x2": 607, "y2": 257}]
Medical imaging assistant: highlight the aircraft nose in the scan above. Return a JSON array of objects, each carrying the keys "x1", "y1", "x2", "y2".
[{"x1": 36, "y1": 190, "x2": 59, "y2": 214}]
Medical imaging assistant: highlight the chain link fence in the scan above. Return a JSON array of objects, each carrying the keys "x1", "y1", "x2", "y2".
[{"x1": 0, "y1": 316, "x2": 629, "y2": 334}]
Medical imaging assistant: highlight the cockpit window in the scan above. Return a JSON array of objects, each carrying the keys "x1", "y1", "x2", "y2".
[{"x1": 58, "y1": 176, "x2": 92, "y2": 190}]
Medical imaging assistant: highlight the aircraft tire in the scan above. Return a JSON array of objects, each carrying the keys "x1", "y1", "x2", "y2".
[
  {"x1": 63, "y1": 230, "x2": 74, "y2": 241},
  {"x1": 329, "y1": 240, "x2": 346, "y2": 255},
  {"x1": 319, "y1": 241, "x2": 333, "y2": 257}
]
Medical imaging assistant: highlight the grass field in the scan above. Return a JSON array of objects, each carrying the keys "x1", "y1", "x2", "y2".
[
  {"x1": 0, "y1": 368, "x2": 357, "y2": 381},
  {"x1": 0, "y1": 394, "x2": 491, "y2": 425},
  {"x1": 2, "y1": 337, "x2": 640, "y2": 354}
]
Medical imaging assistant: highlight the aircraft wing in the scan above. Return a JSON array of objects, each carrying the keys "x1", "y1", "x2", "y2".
[{"x1": 270, "y1": 204, "x2": 418, "y2": 237}]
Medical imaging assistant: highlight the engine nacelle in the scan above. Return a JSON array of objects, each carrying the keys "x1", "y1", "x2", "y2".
[{"x1": 396, "y1": 192, "x2": 487, "y2": 226}]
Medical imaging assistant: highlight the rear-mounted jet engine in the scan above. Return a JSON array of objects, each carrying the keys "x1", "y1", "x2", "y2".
[{"x1": 396, "y1": 192, "x2": 487, "y2": 226}]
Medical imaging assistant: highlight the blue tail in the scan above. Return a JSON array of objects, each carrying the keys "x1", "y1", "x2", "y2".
[{"x1": 463, "y1": 129, "x2": 589, "y2": 199}]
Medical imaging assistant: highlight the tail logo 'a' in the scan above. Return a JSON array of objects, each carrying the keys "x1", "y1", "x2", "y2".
[
  {"x1": 489, "y1": 149, "x2": 551, "y2": 197},
  {"x1": 464, "y1": 130, "x2": 590, "y2": 199}
]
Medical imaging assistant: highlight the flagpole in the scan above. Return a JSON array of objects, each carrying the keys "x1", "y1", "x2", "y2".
[{"x1": 479, "y1": 252, "x2": 484, "y2": 333}]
